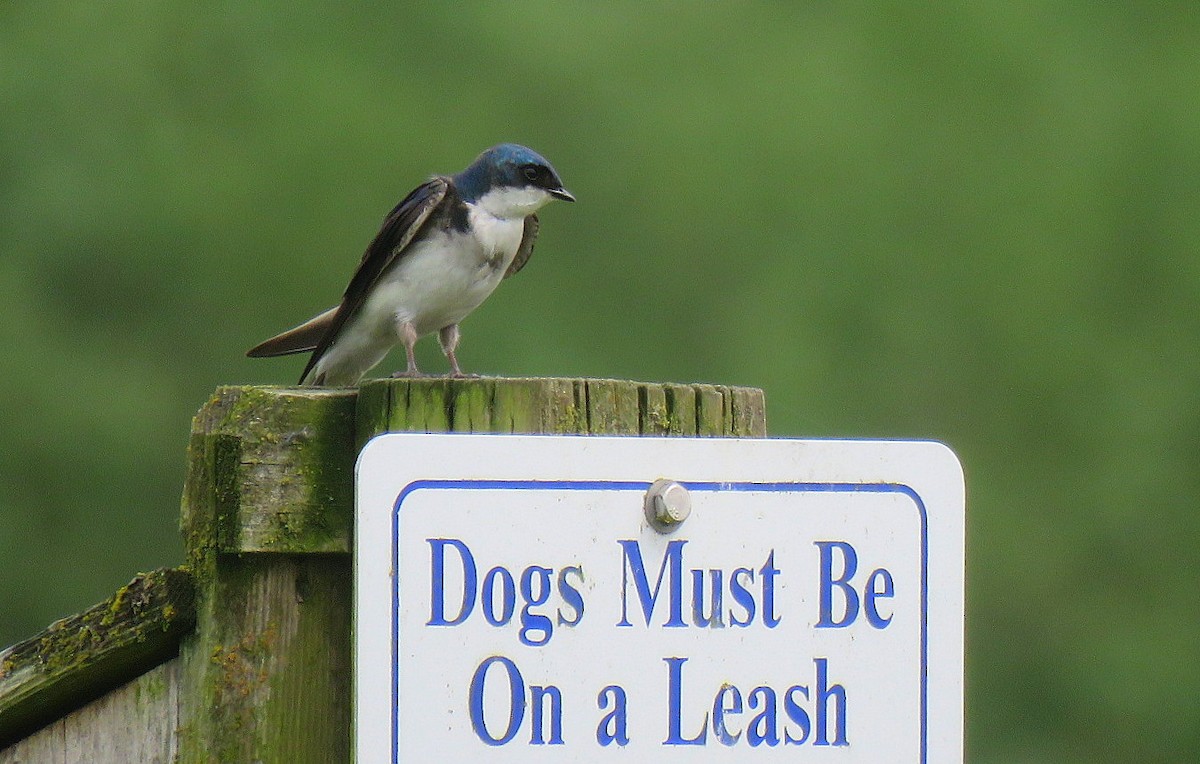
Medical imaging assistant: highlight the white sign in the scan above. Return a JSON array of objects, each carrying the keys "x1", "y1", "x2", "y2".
[{"x1": 355, "y1": 435, "x2": 964, "y2": 763}]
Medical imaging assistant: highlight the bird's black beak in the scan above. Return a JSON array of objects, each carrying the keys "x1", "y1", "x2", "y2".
[{"x1": 550, "y1": 187, "x2": 576, "y2": 202}]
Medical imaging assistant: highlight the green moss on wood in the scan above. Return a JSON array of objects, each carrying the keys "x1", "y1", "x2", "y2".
[
  {"x1": 731, "y1": 386, "x2": 768, "y2": 437},
  {"x1": 181, "y1": 386, "x2": 357, "y2": 559},
  {"x1": 583, "y1": 379, "x2": 641, "y2": 434},
  {"x1": 176, "y1": 555, "x2": 350, "y2": 763},
  {"x1": 0, "y1": 568, "x2": 195, "y2": 748}
]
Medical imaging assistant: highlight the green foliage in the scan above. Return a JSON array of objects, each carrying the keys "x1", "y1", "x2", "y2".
[{"x1": 1, "y1": 2, "x2": 1197, "y2": 759}]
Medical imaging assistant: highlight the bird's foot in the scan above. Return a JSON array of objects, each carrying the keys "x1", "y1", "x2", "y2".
[
  {"x1": 390, "y1": 369, "x2": 428, "y2": 379},
  {"x1": 447, "y1": 371, "x2": 481, "y2": 379}
]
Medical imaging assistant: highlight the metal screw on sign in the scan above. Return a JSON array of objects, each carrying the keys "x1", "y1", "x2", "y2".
[{"x1": 644, "y1": 479, "x2": 691, "y2": 533}]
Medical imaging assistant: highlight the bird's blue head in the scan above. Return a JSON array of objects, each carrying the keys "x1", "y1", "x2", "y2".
[{"x1": 454, "y1": 144, "x2": 574, "y2": 210}]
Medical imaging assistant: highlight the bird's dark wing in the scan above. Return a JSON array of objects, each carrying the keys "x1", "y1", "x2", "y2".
[
  {"x1": 298, "y1": 177, "x2": 450, "y2": 384},
  {"x1": 504, "y1": 214, "x2": 539, "y2": 279}
]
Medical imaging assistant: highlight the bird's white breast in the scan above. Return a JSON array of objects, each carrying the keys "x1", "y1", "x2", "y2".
[{"x1": 353, "y1": 203, "x2": 525, "y2": 339}]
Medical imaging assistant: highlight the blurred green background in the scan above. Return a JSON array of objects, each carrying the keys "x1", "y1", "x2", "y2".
[{"x1": 2, "y1": 2, "x2": 1197, "y2": 760}]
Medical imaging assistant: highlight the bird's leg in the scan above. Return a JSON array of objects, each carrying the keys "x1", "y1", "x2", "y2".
[
  {"x1": 390, "y1": 320, "x2": 423, "y2": 378},
  {"x1": 439, "y1": 324, "x2": 478, "y2": 379}
]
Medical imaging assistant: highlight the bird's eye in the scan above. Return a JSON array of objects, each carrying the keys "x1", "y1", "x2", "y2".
[{"x1": 522, "y1": 165, "x2": 540, "y2": 182}]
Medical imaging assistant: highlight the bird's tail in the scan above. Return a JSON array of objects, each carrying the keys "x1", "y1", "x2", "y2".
[{"x1": 246, "y1": 306, "x2": 338, "y2": 357}]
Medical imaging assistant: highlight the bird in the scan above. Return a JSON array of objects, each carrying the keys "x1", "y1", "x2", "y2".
[{"x1": 246, "y1": 144, "x2": 574, "y2": 386}]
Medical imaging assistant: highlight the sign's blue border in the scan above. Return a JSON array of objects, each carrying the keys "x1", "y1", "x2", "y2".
[{"x1": 389, "y1": 480, "x2": 929, "y2": 762}]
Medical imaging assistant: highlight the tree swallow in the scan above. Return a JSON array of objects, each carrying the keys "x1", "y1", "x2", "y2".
[{"x1": 247, "y1": 144, "x2": 574, "y2": 385}]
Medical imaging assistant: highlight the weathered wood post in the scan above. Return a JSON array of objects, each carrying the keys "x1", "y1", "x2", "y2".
[{"x1": 176, "y1": 377, "x2": 765, "y2": 762}]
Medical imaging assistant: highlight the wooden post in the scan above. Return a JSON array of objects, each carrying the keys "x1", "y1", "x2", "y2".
[
  {"x1": 177, "y1": 387, "x2": 357, "y2": 763},
  {"x1": 173, "y1": 378, "x2": 766, "y2": 762}
]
